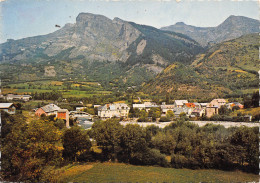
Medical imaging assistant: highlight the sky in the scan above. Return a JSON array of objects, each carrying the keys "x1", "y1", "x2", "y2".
[{"x1": 0, "y1": 0, "x2": 259, "y2": 43}]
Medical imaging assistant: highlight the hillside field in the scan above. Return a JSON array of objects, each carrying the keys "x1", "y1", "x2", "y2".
[
  {"x1": 50, "y1": 162, "x2": 259, "y2": 183},
  {"x1": 2, "y1": 80, "x2": 112, "y2": 98}
]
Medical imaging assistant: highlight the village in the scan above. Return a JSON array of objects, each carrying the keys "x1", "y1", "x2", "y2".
[{"x1": 0, "y1": 92, "x2": 258, "y2": 129}]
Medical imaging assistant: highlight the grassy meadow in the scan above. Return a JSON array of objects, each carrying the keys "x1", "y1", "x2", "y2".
[{"x1": 52, "y1": 163, "x2": 259, "y2": 183}]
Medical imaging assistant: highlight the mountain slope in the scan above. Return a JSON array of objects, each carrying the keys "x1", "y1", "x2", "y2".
[
  {"x1": 161, "y1": 15, "x2": 259, "y2": 47},
  {"x1": 142, "y1": 33, "x2": 259, "y2": 100},
  {"x1": 0, "y1": 13, "x2": 203, "y2": 87}
]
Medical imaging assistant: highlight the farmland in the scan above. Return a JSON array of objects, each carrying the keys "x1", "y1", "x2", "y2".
[{"x1": 2, "y1": 80, "x2": 112, "y2": 98}]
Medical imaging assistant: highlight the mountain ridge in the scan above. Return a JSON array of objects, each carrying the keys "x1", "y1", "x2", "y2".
[
  {"x1": 161, "y1": 15, "x2": 259, "y2": 47},
  {"x1": 0, "y1": 12, "x2": 202, "y2": 87}
]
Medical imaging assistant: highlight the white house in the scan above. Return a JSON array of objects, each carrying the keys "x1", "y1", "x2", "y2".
[
  {"x1": 133, "y1": 104, "x2": 146, "y2": 110},
  {"x1": 98, "y1": 103, "x2": 130, "y2": 119},
  {"x1": 174, "y1": 100, "x2": 188, "y2": 108},
  {"x1": 0, "y1": 103, "x2": 16, "y2": 114},
  {"x1": 5, "y1": 94, "x2": 32, "y2": 101}
]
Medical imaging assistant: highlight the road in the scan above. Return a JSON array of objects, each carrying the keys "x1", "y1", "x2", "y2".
[{"x1": 120, "y1": 121, "x2": 260, "y2": 128}]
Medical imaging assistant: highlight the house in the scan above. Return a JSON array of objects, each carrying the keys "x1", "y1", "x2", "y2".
[
  {"x1": 199, "y1": 103, "x2": 208, "y2": 109},
  {"x1": 227, "y1": 102, "x2": 244, "y2": 109},
  {"x1": 172, "y1": 107, "x2": 189, "y2": 118},
  {"x1": 209, "y1": 99, "x2": 226, "y2": 108},
  {"x1": 183, "y1": 103, "x2": 196, "y2": 115},
  {"x1": 57, "y1": 109, "x2": 70, "y2": 128},
  {"x1": 94, "y1": 105, "x2": 101, "y2": 108},
  {"x1": 160, "y1": 104, "x2": 175, "y2": 115},
  {"x1": 35, "y1": 104, "x2": 61, "y2": 117},
  {"x1": 205, "y1": 104, "x2": 218, "y2": 118},
  {"x1": 206, "y1": 99, "x2": 227, "y2": 118},
  {"x1": 98, "y1": 103, "x2": 130, "y2": 119},
  {"x1": 174, "y1": 100, "x2": 188, "y2": 108},
  {"x1": 133, "y1": 104, "x2": 146, "y2": 110},
  {"x1": 193, "y1": 102, "x2": 201, "y2": 108},
  {"x1": 143, "y1": 102, "x2": 159, "y2": 112},
  {"x1": 0, "y1": 103, "x2": 16, "y2": 114},
  {"x1": 191, "y1": 108, "x2": 205, "y2": 117},
  {"x1": 133, "y1": 102, "x2": 159, "y2": 112},
  {"x1": 5, "y1": 94, "x2": 32, "y2": 101}
]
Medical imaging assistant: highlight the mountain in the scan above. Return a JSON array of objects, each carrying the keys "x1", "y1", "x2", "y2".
[
  {"x1": 161, "y1": 15, "x2": 260, "y2": 47},
  {"x1": 142, "y1": 33, "x2": 259, "y2": 100},
  {"x1": 0, "y1": 13, "x2": 203, "y2": 87}
]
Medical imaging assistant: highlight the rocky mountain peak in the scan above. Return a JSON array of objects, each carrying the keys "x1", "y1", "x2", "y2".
[
  {"x1": 175, "y1": 22, "x2": 186, "y2": 26},
  {"x1": 76, "y1": 12, "x2": 111, "y2": 23}
]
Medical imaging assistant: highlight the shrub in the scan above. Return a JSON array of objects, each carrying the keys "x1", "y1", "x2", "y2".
[
  {"x1": 159, "y1": 116, "x2": 170, "y2": 122},
  {"x1": 130, "y1": 149, "x2": 168, "y2": 167},
  {"x1": 171, "y1": 154, "x2": 200, "y2": 169}
]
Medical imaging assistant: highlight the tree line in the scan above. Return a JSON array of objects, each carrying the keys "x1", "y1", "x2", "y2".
[{"x1": 1, "y1": 112, "x2": 258, "y2": 182}]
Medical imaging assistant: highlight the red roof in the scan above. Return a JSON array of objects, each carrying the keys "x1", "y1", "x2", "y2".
[{"x1": 185, "y1": 103, "x2": 195, "y2": 108}]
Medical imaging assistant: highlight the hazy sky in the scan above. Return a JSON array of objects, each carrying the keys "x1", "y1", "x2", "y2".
[{"x1": 0, "y1": 0, "x2": 259, "y2": 43}]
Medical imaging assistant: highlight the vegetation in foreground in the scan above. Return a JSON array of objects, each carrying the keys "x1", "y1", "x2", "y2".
[
  {"x1": 51, "y1": 162, "x2": 259, "y2": 183},
  {"x1": 1, "y1": 112, "x2": 258, "y2": 182}
]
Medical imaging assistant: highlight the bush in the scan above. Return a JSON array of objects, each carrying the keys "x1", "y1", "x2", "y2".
[
  {"x1": 171, "y1": 154, "x2": 200, "y2": 169},
  {"x1": 159, "y1": 116, "x2": 170, "y2": 122},
  {"x1": 130, "y1": 149, "x2": 168, "y2": 167},
  {"x1": 55, "y1": 119, "x2": 66, "y2": 129}
]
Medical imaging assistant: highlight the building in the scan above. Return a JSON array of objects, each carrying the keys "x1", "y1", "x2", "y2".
[
  {"x1": 160, "y1": 104, "x2": 175, "y2": 115},
  {"x1": 174, "y1": 100, "x2": 188, "y2": 108},
  {"x1": 209, "y1": 99, "x2": 226, "y2": 108},
  {"x1": 183, "y1": 103, "x2": 196, "y2": 115},
  {"x1": 133, "y1": 102, "x2": 159, "y2": 112},
  {"x1": 98, "y1": 103, "x2": 130, "y2": 119},
  {"x1": 199, "y1": 103, "x2": 208, "y2": 109},
  {"x1": 173, "y1": 107, "x2": 189, "y2": 118},
  {"x1": 5, "y1": 94, "x2": 32, "y2": 101},
  {"x1": 0, "y1": 103, "x2": 16, "y2": 114},
  {"x1": 227, "y1": 102, "x2": 244, "y2": 109},
  {"x1": 191, "y1": 108, "x2": 205, "y2": 117},
  {"x1": 6, "y1": 94, "x2": 31, "y2": 101},
  {"x1": 205, "y1": 99, "x2": 226, "y2": 118},
  {"x1": 57, "y1": 109, "x2": 70, "y2": 128},
  {"x1": 35, "y1": 104, "x2": 61, "y2": 117},
  {"x1": 133, "y1": 104, "x2": 146, "y2": 111}
]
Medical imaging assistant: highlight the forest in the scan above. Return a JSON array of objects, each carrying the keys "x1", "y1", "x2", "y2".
[{"x1": 1, "y1": 112, "x2": 258, "y2": 182}]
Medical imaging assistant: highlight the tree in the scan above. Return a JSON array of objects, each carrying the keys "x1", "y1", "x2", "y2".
[
  {"x1": 62, "y1": 126, "x2": 92, "y2": 162},
  {"x1": 2, "y1": 117, "x2": 63, "y2": 182},
  {"x1": 91, "y1": 119, "x2": 123, "y2": 161},
  {"x1": 137, "y1": 109, "x2": 148, "y2": 122},
  {"x1": 148, "y1": 107, "x2": 161, "y2": 121},
  {"x1": 251, "y1": 91, "x2": 259, "y2": 108},
  {"x1": 55, "y1": 119, "x2": 66, "y2": 129},
  {"x1": 219, "y1": 105, "x2": 231, "y2": 115},
  {"x1": 119, "y1": 124, "x2": 149, "y2": 164},
  {"x1": 230, "y1": 127, "x2": 258, "y2": 171},
  {"x1": 128, "y1": 107, "x2": 140, "y2": 118},
  {"x1": 166, "y1": 110, "x2": 175, "y2": 120}
]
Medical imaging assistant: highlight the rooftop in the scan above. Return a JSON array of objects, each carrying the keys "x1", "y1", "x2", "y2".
[{"x1": 0, "y1": 103, "x2": 14, "y2": 109}]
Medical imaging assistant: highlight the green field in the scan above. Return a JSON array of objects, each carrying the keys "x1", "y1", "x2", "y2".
[
  {"x1": 53, "y1": 163, "x2": 259, "y2": 183},
  {"x1": 2, "y1": 80, "x2": 112, "y2": 98}
]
